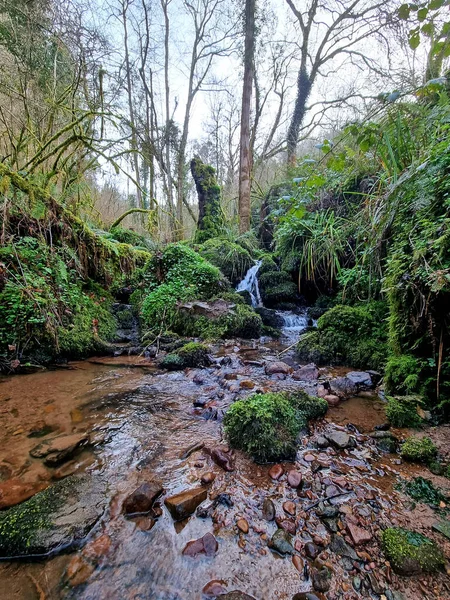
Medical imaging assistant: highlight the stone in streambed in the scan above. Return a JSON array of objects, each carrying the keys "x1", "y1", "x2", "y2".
[
  {"x1": 304, "y1": 542, "x2": 320, "y2": 559},
  {"x1": 292, "y1": 364, "x2": 319, "y2": 381},
  {"x1": 237, "y1": 518, "x2": 249, "y2": 533},
  {"x1": 330, "y1": 534, "x2": 358, "y2": 560},
  {"x1": 292, "y1": 555, "x2": 304, "y2": 572},
  {"x1": 268, "y1": 464, "x2": 284, "y2": 480},
  {"x1": 30, "y1": 433, "x2": 89, "y2": 466},
  {"x1": 312, "y1": 567, "x2": 332, "y2": 593},
  {"x1": 201, "y1": 472, "x2": 216, "y2": 485},
  {"x1": 346, "y1": 522, "x2": 372, "y2": 545},
  {"x1": 324, "y1": 394, "x2": 340, "y2": 407},
  {"x1": 122, "y1": 480, "x2": 163, "y2": 515},
  {"x1": 217, "y1": 593, "x2": 257, "y2": 600},
  {"x1": 283, "y1": 501, "x2": 296, "y2": 516},
  {"x1": 0, "y1": 478, "x2": 48, "y2": 510},
  {"x1": 265, "y1": 361, "x2": 292, "y2": 376},
  {"x1": 325, "y1": 430, "x2": 350, "y2": 449},
  {"x1": 208, "y1": 447, "x2": 234, "y2": 472},
  {"x1": 262, "y1": 498, "x2": 275, "y2": 521},
  {"x1": 203, "y1": 580, "x2": 228, "y2": 597},
  {"x1": 182, "y1": 532, "x2": 218, "y2": 557},
  {"x1": 270, "y1": 528, "x2": 294, "y2": 555},
  {"x1": 165, "y1": 487, "x2": 207, "y2": 521},
  {"x1": 287, "y1": 471, "x2": 302, "y2": 488}
]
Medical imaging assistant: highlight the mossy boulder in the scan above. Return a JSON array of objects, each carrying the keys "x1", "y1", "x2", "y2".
[
  {"x1": 381, "y1": 527, "x2": 445, "y2": 575},
  {"x1": 297, "y1": 303, "x2": 388, "y2": 371},
  {"x1": 160, "y1": 342, "x2": 210, "y2": 370},
  {"x1": 197, "y1": 238, "x2": 254, "y2": 286},
  {"x1": 0, "y1": 475, "x2": 106, "y2": 558},
  {"x1": 386, "y1": 395, "x2": 423, "y2": 428},
  {"x1": 223, "y1": 391, "x2": 327, "y2": 463},
  {"x1": 258, "y1": 270, "x2": 298, "y2": 308},
  {"x1": 258, "y1": 255, "x2": 278, "y2": 276},
  {"x1": 401, "y1": 436, "x2": 437, "y2": 463}
]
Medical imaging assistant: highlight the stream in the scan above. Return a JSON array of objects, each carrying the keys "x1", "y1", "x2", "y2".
[{"x1": 0, "y1": 270, "x2": 449, "y2": 600}]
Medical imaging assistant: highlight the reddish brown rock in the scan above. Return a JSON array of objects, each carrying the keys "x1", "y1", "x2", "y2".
[
  {"x1": 0, "y1": 478, "x2": 47, "y2": 510},
  {"x1": 66, "y1": 556, "x2": 95, "y2": 587},
  {"x1": 123, "y1": 480, "x2": 163, "y2": 515},
  {"x1": 237, "y1": 518, "x2": 249, "y2": 533},
  {"x1": 304, "y1": 453, "x2": 316, "y2": 462},
  {"x1": 240, "y1": 380, "x2": 255, "y2": 389},
  {"x1": 183, "y1": 532, "x2": 218, "y2": 557},
  {"x1": 201, "y1": 472, "x2": 216, "y2": 485},
  {"x1": 324, "y1": 394, "x2": 340, "y2": 407},
  {"x1": 30, "y1": 433, "x2": 89, "y2": 466},
  {"x1": 202, "y1": 580, "x2": 228, "y2": 597},
  {"x1": 165, "y1": 487, "x2": 207, "y2": 521},
  {"x1": 83, "y1": 534, "x2": 112, "y2": 559},
  {"x1": 287, "y1": 471, "x2": 302, "y2": 488},
  {"x1": 264, "y1": 361, "x2": 292, "y2": 376},
  {"x1": 268, "y1": 464, "x2": 284, "y2": 480},
  {"x1": 209, "y1": 448, "x2": 234, "y2": 472},
  {"x1": 278, "y1": 519, "x2": 296, "y2": 535},
  {"x1": 346, "y1": 522, "x2": 372, "y2": 545},
  {"x1": 283, "y1": 501, "x2": 296, "y2": 516},
  {"x1": 292, "y1": 555, "x2": 304, "y2": 572},
  {"x1": 134, "y1": 516, "x2": 156, "y2": 531}
]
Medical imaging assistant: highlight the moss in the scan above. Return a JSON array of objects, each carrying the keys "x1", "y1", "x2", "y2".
[
  {"x1": 297, "y1": 303, "x2": 388, "y2": 371},
  {"x1": 197, "y1": 238, "x2": 254, "y2": 286},
  {"x1": 160, "y1": 342, "x2": 209, "y2": 370},
  {"x1": 191, "y1": 158, "x2": 225, "y2": 243},
  {"x1": 223, "y1": 391, "x2": 327, "y2": 463},
  {"x1": 385, "y1": 354, "x2": 422, "y2": 395},
  {"x1": 258, "y1": 270, "x2": 298, "y2": 308},
  {"x1": 258, "y1": 255, "x2": 278, "y2": 276},
  {"x1": 108, "y1": 227, "x2": 152, "y2": 250},
  {"x1": 174, "y1": 303, "x2": 262, "y2": 340},
  {"x1": 386, "y1": 395, "x2": 423, "y2": 428},
  {"x1": 116, "y1": 308, "x2": 134, "y2": 329},
  {"x1": 401, "y1": 437, "x2": 437, "y2": 463},
  {"x1": 381, "y1": 527, "x2": 445, "y2": 574}
]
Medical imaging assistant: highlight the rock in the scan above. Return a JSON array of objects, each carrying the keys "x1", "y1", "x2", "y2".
[
  {"x1": 317, "y1": 384, "x2": 328, "y2": 398},
  {"x1": 324, "y1": 394, "x2": 340, "y2": 407},
  {"x1": 240, "y1": 380, "x2": 255, "y2": 389},
  {"x1": 237, "y1": 519, "x2": 249, "y2": 533},
  {"x1": 317, "y1": 506, "x2": 339, "y2": 519},
  {"x1": 292, "y1": 595, "x2": 320, "y2": 600},
  {"x1": 316, "y1": 435, "x2": 329, "y2": 449},
  {"x1": 265, "y1": 361, "x2": 291, "y2": 376},
  {"x1": 377, "y1": 437, "x2": 397, "y2": 453},
  {"x1": 278, "y1": 519, "x2": 296, "y2": 535},
  {"x1": 292, "y1": 555, "x2": 304, "y2": 572},
  {"x1": 346, "y1": 522, "x2": 372, "y2": 545},
  {"x1": 304, "y1": 453, "x2": 315, "y2": 462},
  {"x1": 352, "y1": 576, "x2": 362, "y2": 592},
  {"x1": 165, "y1": 487, "x2": 207, "y2": 521},
  {"x1": 30, "y1": 433, "x2": 89, "y2": 466},
  {"x1": 180, "y1": 441, "x2": 205, "y2": 459},
  {"x1": 255, "y1": 307, "x2": 285, "y2": 328},
  {"x1": 0, "y1": 474, "x2": 106, "y2": 558},
  {"x1": 346, "y1": 371, "x2": 373, "y2": 388},
  {"x1": 0, "y1": 478, "x2": 48, "y2": 510},
  {"x1": 329, "y1": 377, "x2": 358, "y2": 398},
  {"x1": 304, "y1": 542, "x2": 320, "y2": 559},
  {"x1": 312, "y1": 567, "x2": 332, "y2": 593},
  {"x1": 374, "y1": 422, "x2": 391, "y2": 431},
  {"x1": 201, "y1": 472, "x2": 216, "y2": 485},
  {"x1": 203, "y1": 580, "x2": 228, "y2": 597},
  {"x1": 209, "y1": 447, "x2": 234, "y2": 472},
  {"x1": 432, "y1": 520, "x2": 450, "y2": 540},
  {"x1": 122, "y1": 481, "x2": 163, "y2": 515},
  {"x1": 217, "y1": 593, "x2": 257, "y2": 600},
  {"x1": 367, "y1": 571, "x2": 384, "y2": 595},
  {"x1": 292, "y1": 364, "x2": 319, "y2": 381},
  {"x1": 183, "y1": 532, "x2": 218, "y2": 557},
  {"x1": 381, "y1": 527, "x2": 445, "y2": 575},
  {"x1": 262, "y1": 498, "x2": 275, "y2": 521},
  {"x1": 268, "y1": 464, "x2": 284, "y2": 480},
  {"x1": 283, "y1": 501, "x2": 296, "y2": 516},
  {"x1": 325, "y1": 430, "x2": 350, "y2": 449},
  {"x1": 287, "y1": 471, "x2": 302, "y2": 488},
  {"x1": 270, "y1": 528, "x2": 294, "y2": 555},
  {"x1": 330, "y1": 534, "x2": 358, "y2": 560},
  {"x1": 66, "y1": 555, "x2": 95, "y2": 587}
]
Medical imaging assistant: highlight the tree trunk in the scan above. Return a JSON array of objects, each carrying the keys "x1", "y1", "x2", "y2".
[
  {"x1": 286, "y1": 66, "x2": 312, "y2": 165},
  {"x1": 238, "y1": 0, "x2": 256, "y2": 234}
]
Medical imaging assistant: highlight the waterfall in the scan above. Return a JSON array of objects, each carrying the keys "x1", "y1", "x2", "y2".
[
  {"x1": 275, "y1": 309, "x2": 309, "y2": 340},
  {"x1": 236, "y1": 260, "x2": 262, "y2": 307}
]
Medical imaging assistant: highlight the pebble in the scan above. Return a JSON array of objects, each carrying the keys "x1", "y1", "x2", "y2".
[
  {"x1": 262, "y1": 498, "x2": 275, "y2": 521},
  {"x1": 287, "y1": 471, "x2": 302, "y2": 488},
  {"x1": 292, "y1": 555, "x2": 304, "y2": 572},
  {"x1": 201, "y1": 472, "x2": 216, "y2": 485},
  {"x1": 283, "y1": 501, "x2": 296, "y2": 516},
  {"x1": 237, "y1": 518, "x2": 249, "y2": 533},
  {"x1": 268, "y1": 464, "x2": 284, "y2": 480}
]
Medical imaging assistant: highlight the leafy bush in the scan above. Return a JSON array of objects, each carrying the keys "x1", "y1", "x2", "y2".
[
  {"x1": 297, "y1": 302, "x2": 388, "y2": 371},
  {"x1": 223, "y1": 391, "x2": 327, "y2": 463},
  {"x1": 197, "y1": 238, "x2": 253, "y2": 285},
  {"x1": 109, "y1": 227, "x2": 152, "y2": 249},
  {"x1": 403, "y1": 477, "x2": 445, "y2": 506},
  {"x1": 401, "y1": 437, "x2": 437, "y2": 463},
  {"x1": 385, "y1": 355, "x2": 422, "y2": 395},
  {"x1": 386, "y1": 395, "x2": 423, "y2": 428}
]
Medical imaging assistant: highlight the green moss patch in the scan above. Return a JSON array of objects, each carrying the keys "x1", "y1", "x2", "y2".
[
  {"x1": 382, "y1": 527, "x2": 445, "y2": 575},
  {"x1": 386, "y1": 395, "x2": 423, "y2": 428},
  {"x1": 223, "y1": 391, "x2": 327, "y2": 463},
  {"x1": 197, "y1": 238, "x2": 254, "y2": 286},
  {"x1": 402, "y1": 476, "x2": 445, "y2": 506},
  {"x1": 258, "y1": 270, "x2": 298, "y2": 308},
  {"x1": 401, "y1": 436, "x2": 437, "y2": 463},
  {"x1": 160, "y1": 342, "x2": 210, "y2": 370}
]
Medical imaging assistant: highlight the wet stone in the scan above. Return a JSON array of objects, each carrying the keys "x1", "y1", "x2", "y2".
[
  {"x1": 182, "y1": 532, "x2": 218, "y2": 558},
  {"x1": 330, "y1": 534, "x2": 358, "y2": 560},
  {"x1": 346, "y1": 522, "x2": 372, "y2": 545},
  {"x1": 312, "y1": 567, "x2": 332, "y2": 593},
  {"x1": 203, "y1": 580, "x2": 228, "y2": 597},
  {"x1": 292, "y1": 364, "x2": 319, "y2": 381},
  {"x1": 0, "y1": 478, "x2": 48, "y2": 510},
  {"x1": 30, "y1": 433, "x2": 89, "y2": 466},
  {"x1": 165, "y1": 487, "x2": 207, "y2": 521},
  {"x1": 270, "y1": 528, "x2": 294, "y2": 555},
  {"x1": 268, "y1": 464, "x2": 284, "y2": 480},
  {"x1": 209, "y1": 447, "x2": 234, "y2": 472},
  {"x1": 265, "y1": 361, "x2": 291, "y2": 375},
  {"x1": 122, "y1": 480, "x2": 163, "y2": 515},
  {"x1": 316, "y1": 436, "x2": 329, "y2": 449},
  {"x1": 325, "y1": 430, "x2": 350, "y2": 449},
  {"x1": 292, "y1": 555, "x2": 304, "y2": 572},
  {"x1": 262, "y1": 498, "x2": 275, "y2": 521},
  {"x1": 304, "y1": 542, "x2": 320, "y2": 559},
  {"x1": 201, "y1": 472, "x2": 216, "y2": 485},
  {"x1": 217, "y1": 593, "x2": 257, "y2": 600},
  {"x1": 237, "y1": 518, "x2": 249, "y2": 534},
  {"x1": 287, "y1": 470, "x2": 302, "y2": 488}
]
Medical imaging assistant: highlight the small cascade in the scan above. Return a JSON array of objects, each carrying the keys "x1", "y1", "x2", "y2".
[
  {"x1": 275, "y1": 309, "x2": 309, "y2": 340},
  {"x1": 236, "y1": 260, "x2": 262, "y2": 307}
]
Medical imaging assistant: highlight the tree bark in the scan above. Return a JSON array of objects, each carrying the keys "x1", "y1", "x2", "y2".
[
  {"x1": 238, "y1": 0, "x2": 256, "y2": 234},
  {"x1": 286, "y1": 65, "x2": 312, "y2": 165}
]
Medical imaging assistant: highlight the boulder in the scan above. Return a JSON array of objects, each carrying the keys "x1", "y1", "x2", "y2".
[
  {"x1": 30, "y1": 433, "x2": 89, "y2": 466},
  {"x1": 292, "y1": 363, "x2": 319, "y2": 381},
  {"x1": 165, "y1": 487, "x2": 207, "y2": 521},
  {"x1": 346, "y1": 371, "x2": 374, "y2": 389},
  {"x1": 265, "y1": 361, "x2": 292, "y2": 376},
  {"x1": 122, "y1": 481, "x2": 163, "y2": 515},
  {"x1": 329, "y1": 377, "x2": 358, "y2": 398},
  {"x1": 382, "y1": 527, "x2": 445, "y2": 575},
  {"x1": 325, "y1": 430, "x2": 350, "y2": 449},
  {"x1": 255, "y1": 307, "x2": 284, "y2": 328}
]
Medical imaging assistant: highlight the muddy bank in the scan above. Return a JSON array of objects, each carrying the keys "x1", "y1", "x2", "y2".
[{"x1": 0, "y1": 343, "x2": 449, "y2": 600}]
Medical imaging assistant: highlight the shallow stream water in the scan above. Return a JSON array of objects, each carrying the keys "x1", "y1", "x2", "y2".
[{"x1": 0, "y1": 334, "x2": 449, "y2": 600}]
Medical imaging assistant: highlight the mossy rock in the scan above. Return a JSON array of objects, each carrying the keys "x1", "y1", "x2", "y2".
[
  {"x1": 297, "y1": 303, "x2": 388, "y2": 372},
  {"x1": 386, "y1": 395, "x2": 423, "y2": 428},
  {"x1": 116, "y1": 308, "x2": 134, "y2": 329},
  {"x1": 403, "y1": 476, "x2": 445, "y2": 506},
  {"x1": 197, "y1": 238, "x2": 254, "y2": 286},
  {"x1": 0, "y1": 475, "x2": 106, "y2": 558},
  {"x1": 401, "y1": 437, "x2": 437, "y2": 463},
  {"x1": 381, "y1": 527, "x2": 445, "y2": 575},
  {"x1": 258, "y1": 255, "x2": 278, "y2": 276},
  {"x1": 258, "y1": 271, "x2": 298, "y2": 308},
  {"x1": 160, "y1": 342, "x2": 210, "y2": 370},
  {"x1": 223, "y1": 391, "x2": 327, "y2": 463}
]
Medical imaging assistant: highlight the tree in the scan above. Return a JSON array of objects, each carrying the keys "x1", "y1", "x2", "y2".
[
  {"x1": 238, "y1": 0, "x2": 256, "y2": 233},
  {"x1": 285, "y1": 0, "x2": 392, "y2": 164}
]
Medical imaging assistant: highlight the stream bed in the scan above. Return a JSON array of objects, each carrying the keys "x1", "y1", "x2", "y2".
[{"x1": 0, "y1": 333, "x2": 450, "y2": 600}]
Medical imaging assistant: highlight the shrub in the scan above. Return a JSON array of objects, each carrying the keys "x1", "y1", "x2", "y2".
[
  {"x1": 174, "y1": 303, "x2": 262, "y2": 340},
  {"x1": 382, "y1": 528, "x2": 445, "y2": 574},
  {"x1": 401, "y1": 437, "x2": 437, "y2": 463},
  {"x1": 197, "y1": 238, "x2": 253, "y2": 286},
  {"x1": 223, "y1": 391, "x2": 327, "y2": 463},
  {"x1": 385, "y1": 355, "x2": 422, "y2": 395},
  {"x1": 403, "y1": 477, "x2": 445, "y2": 506},
  {"x1": 109, "y1": 227, "x2": 151, "y2": 249},
  {"x1": 386, "y1": 396, "x2": 423, "y2": 428},
  {"x1": 297, "y1": 302, "x2": 388, "y2": 371}
]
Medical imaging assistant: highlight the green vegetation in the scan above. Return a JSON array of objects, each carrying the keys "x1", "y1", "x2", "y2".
[
  {"x1": 402, "y1": 477, "x2": 445, "y2": 506},
  {"x1": 196, "y1": 238, "x2": 254, "y2": 286},
  {"x1": 258, "y1": 270, "x2": 298, "y2": 307},
  {"x1": 386, "y1": 395, "x2": 423, "y2": 428},
  {"x1": 191, "y1": 158, "x2": 225, "y2": 244},
  {"x1": 401, "y1": 436, "x2": 437, "y2": 463},
  {"x1": 160, "y1": 342, "x2": 209, "y2": 370},
  {"x1": 223, "y1": 391, "x2": 327, "y2": 462},
  {"x1": 297, "y1": 303, "x2": 388, "y2": 371},
  {"x1": 381, "y1": 527, "x2": 445, "y2": 574}
]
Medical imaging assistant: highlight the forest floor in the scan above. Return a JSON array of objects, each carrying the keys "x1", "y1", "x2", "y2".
[{"x1": 0, "y1": 338, "x2": 449, "y2": 600}]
